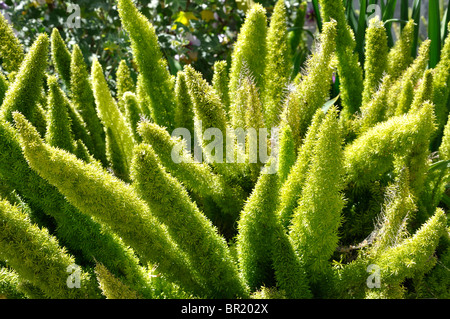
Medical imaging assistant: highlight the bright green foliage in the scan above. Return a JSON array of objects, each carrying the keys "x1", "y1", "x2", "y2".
[
  {"x1": 237, "y1": 162, "x2": 280, "y2": 291},
  {"x1": 281, "y1": 20, "x2": 337, "y2": 149},
  {"x1": 277, "y1": 123, "x2": 296, "y2": 185},
  {"x1": 356, "y1": 75, "x2": 392, "y2": 134},
  {"x1": 174, "y1": 71, "x2": 195, "y2": 136},
  {"x1": 409, "y1": 69, "x2": 434, "y2": 114},
  {"x1": 50, "y1": 28, "x2": 72, "y2": 87},
  {"x1": 386, "y1": 39, "x2": 431, "y2": 118},
  {"x1": 122, "y1": 92, "x2": 142, "y2": 143},
  {"x1": 12, "y1": 112, "x2": 203, "y2": 297},
  {"x1": 362, "y1": 17, "x2": 388, "y2": 106},
  {"x1": 0, "y1": 267, "x2": 26, "y2": 299},
  {"x1": 0, "y1": 12, "x2": 24, "y2": 73},
  {"x1": 271, "y1": 225, "x2": 312, "y2": 298},
  {"x1": 228, "y1": 4, "x2": 267, "y2": 100},
  {"x1": 386, "y1": 19, "x2": 415, "y2": 80},
  {"x1": 263, "y1": 0, "x2": 291, "y2": 128},
  {"x1": 45, "y1": 75, "x2": 75, "y2": 153},
  {"x1": 95, "y1": 263, "x2": 141, "y2": 299},
  {"x1": 289, "y1": 107, "x2": 345, "y2": 282},
  {"x1": 278, "y1": 109, "x2": 325, "y2": 229},
  {"x1": 0, "y1": 33, "x2": 48, "y2": 129},
  {"x1": 0, "y1": 72, "x2": 8, "y2": 105},
  {"x1": 344, "y1": 102, "x2": 436, "y2": 188},
  {"x1": 371, "y1": 169, "x2": 417, "y2": 254},
  {"x1": 431, "y1": 22, "x2": 450, "y2": 135},
  {"x1": 0, "y1": 199, "x2": 101, "y2": 298},
  {"x1": 212, "y1": 60, "x2": 230, "y2": 110},
  {"x1": 131, "y1": 143, "x2": 248, "y2": 299},
  {"x1": 1, "y1": 0, "x2": 449, "y2": 300},
  {"x1": 244, "y1": 77, "x2": 266, "y2": 181},
  {"x1": 318, "y1": 0, "x2": 363, "y2": 118},
  {"x1": 374, "y1": 208, "x2": 447, "y2": 294},
  {"x1": 117, "y1": 0, "x2": 176, "y2": 131},
  {"x1": 70, "y1": 44, "x2": 107, "y2": 165},
  {"x1": 91, "y1": 59, "x2": 135, "y2": 180},
  {"x1": 394, "y1": 79, "x2": 414, "y2": 116},
  {"x1": 137, "y1": 121, "x2": 246, "y2": 238},
  {"x1": 116, "y1": 60, "x2": 136, "y2": 100}
]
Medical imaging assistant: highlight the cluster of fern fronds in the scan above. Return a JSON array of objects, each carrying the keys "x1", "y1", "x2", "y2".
[{"x1": 0, "y1": 0, "x2": 449, "y2": 299}]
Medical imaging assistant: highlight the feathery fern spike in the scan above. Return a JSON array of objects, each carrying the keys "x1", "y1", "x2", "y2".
[
  {"x1": 281, "y1": 20, "x2": 337, "y2": 149},
  {"x1": 50, "y1": 28, "x2": 72, "y2": 87},
  {"x1": 0, "y1": 33, "x2": 49, "y2": 127},
  {"x1": 278, "y1": 109, "x2": 325, "y2": 229},
  {"x1": 91, "y1": 59, "x2": 135, "y2": 179},
  {"x1": 228, "y1": 4, "x2": 268, "y2": 100},
  {"x1": 289, "y1": 106, "x2": 345, "y2": 281},
  {"x1": 212, "y1": 60, "x2": 230, "y2": 110},
  {"x1": 318, "y1": 0, "x2": 364, "y2": 118},
  {"x1": 70, "y1": 44, "x2": 107, "y2": 165},
  {"x1": 45, "y1": 75, "x2": 75, "y2": 153},
  {"x1": 12, "y1": 112, "x2": 203, "y2": 297},
  {"x1": 0, "y1": 199, "x2": 101, "y2": 299},
  {"x1": 362, "y1": 17, "x2": 389, "y2": 106},
  {"x1": 236, "y1": 161, "x2": 280, "y2": 291},
  {"x1": 117, "y1": 0, "x2": 176, "y2": 131},
  {"x1": 263, "y1": 0, "x2": 292, "y2": 128},
  {"x1": 174, "y1": 71, "x2": 195, "y2": 136},
  {"x1": 0, "y1": 12, "x2": 25, "y2": 73},
  {"x1": 386, "y1": 19, "x2": 415, "y2": 80},
  {"x1": 131, "y1": 143, "x2": 248, "y2": 299}
]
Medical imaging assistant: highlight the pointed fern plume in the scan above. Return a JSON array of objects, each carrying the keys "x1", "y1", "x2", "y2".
[
  {"x1": 356, "y1": 74, "x2": 391, "y2": 134},
  {"x1": 0, "y1": 33, "x2": 48, "y2": 128},
  {"x1": 371, "y1": 169, "x2": 417, "y2": 254},
  {"x1": 69, "y1": 44, "x2": 107, "y2": 165},
  {"x1": 12, "y1": 112, "x2": 204, "y2": 297},
  {"x1": 344, "y1": 102, "x2": 436, "y2": 188},
  {"x1": 277, "y1": 123, "x2": 296, "y2": 185},
  {"x1": 122, "y1": 92, "x2": 142, "y2": 143},
  {"x1": 50, "y1": 28, "x2": 72, "y2": 87},
  {"x1": 0, "y1": 199, "x2": 101, "y2": 299},
  {"x1": 137, "y1": 121, "x2": 246, "y2": 237},
  {"x1": 278, "y1": 109, "x2": 325, "y2": 229},
  {"x1": 116, "y1": 60, "x2": 136, "y2": 100},
  {"x1": 0, "y1": 267, "x2": 26, "y2": 299},
  {"x1": 117, "y1": 0, "x2": 176, "y2": 131},
  {"x1": 318, "y1": 0, "x2": 363, "y2": 118},
  {"x1": 386, "y1": 19, "x2": 415, "y2": 80},
  {"x1": 184, "y1": 65, "x2": 246, "y2": 182},
  {"x1": 228, "y1": 4, "x2": 267, "y2": 100},
  {"x1": 409, "y1": 69, "x2": 434, "y2": 114},
  {"x1": 0, "y1": 12, "x2": 24, "y2": 73},
  {"x1": 263, "y1": 0, "x2": 291, "y2": 128},
  {"x1": 386, "y1": 39, "x2": 431, "y2": 118},
  {"x1": 431, "y1": 22, "x2": 450, "y2": 136},
  {"x1": 281, "y1": 20, "x2": 337, "y2": 150},
  {"x1": 45, "y1": 75, "x2": 75, "y2": 153},
  {"x1": 131, "y1": 143, "x2": 248, "y2": 299},
  {"x1": 236, "y1": 161, "x2": 280, "y2": 291},
  {"x1": 362, "y1": 17, "x2": 388, "y2": 106},
  {"x1": 174, "y1": 71, "x2": 195, "y2": 137},
  {"x1": 212, "y1": 60, "x2": 230, "y2": 110},
  {"x1": 394, "y1": 79, "x2": 414, "y2": 116},
  {"x1": 91, "y1": 58, "x2": 135, "y2": 179},
  {"x1": 289, "y1": 107, "x2": 345, "y2": 282},
  {"x1": 94, "y1": 263, "x2": 141, "y2": 299},
  {"x1": 372, "y1": 208, "x2": 447, "y2": 297}
]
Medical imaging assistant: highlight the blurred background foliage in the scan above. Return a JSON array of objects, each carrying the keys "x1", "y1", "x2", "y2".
[{"x1": 0, "y1": 0, "x2": 448, "y2": 90}]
